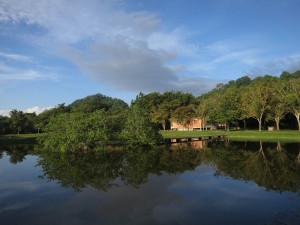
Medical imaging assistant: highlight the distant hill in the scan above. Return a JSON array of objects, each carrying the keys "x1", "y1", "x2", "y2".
[{"x1": 69, "y1": 93, "x2": 128, "y2": 113}]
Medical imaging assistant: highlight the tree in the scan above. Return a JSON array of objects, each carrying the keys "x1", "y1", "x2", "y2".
[
  {"x1": 235, "y1": 76, "x2": 251, "y2": 87},
  {"x1": 150, "y1": 102, "x2": 170, "y2": 130},
  {"x1": 171, "y1": 104, "x2": 195, "y2": 130},
  {"x1": 0, "y1": 115, "x2": 10, "y2": 134},
  {"x1": 241, "y1": 79, "x2": 272, "y2": 131},
  {"x1": 267, "y1": 79, "x2": 288, "y2": 130},
  {"x1": 70, "y1": 93, "x2": 128, "y2": 113},
  {"x1": 9, "y1": 110, "x2": 26, "y2": 134},
  {"x1": 209, "y1": 87, "x2": 241, "y2": 130},
  {"x1": 195, "y1": 96, "x2": 210, "y2": 130},
  {"x1": 285, "y1": 78, "x2": 300, "y2": 131},
  {"x1": 121, "y1": 104, "x2": 163, "y2": 147}
]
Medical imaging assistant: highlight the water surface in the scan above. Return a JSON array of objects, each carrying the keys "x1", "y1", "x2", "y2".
[{"x1": 0, "y1": 141, "x2": 299, "y2": 225}]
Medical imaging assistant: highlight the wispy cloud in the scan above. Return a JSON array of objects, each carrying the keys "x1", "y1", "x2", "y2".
[
  {"x1": 0, "y1": 51, "x2": 33, "y2": 62},
  {"x1": 0, "y1": 62, "x2": 59, "y2": 81},
  {"x1": 246, "y1": 53, "x2": 300, "y2": 76}
]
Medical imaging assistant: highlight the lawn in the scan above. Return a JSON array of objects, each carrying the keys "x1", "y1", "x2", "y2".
[
  {"x1": 0, "y1": 133, "x2": 41, "y2": 144},
  {"x1": 160, "y1": 130, "x2": 300, "y2": 142}
]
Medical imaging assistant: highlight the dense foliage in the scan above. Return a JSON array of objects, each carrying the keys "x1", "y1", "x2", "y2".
[
  {"x1": 40, "y1": 110, "x2": 110, "y2": 152},
  {"x1": 1, "y1": 70, "x2": 300, "y2": 150}
]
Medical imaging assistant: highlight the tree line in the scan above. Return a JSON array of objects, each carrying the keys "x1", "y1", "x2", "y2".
[
  {"x1": 1, "y1": 70, "x2": 300, "y2": 150},
  {"x1": 134, "y1": 70, "x2": 300, "y2": 131}
]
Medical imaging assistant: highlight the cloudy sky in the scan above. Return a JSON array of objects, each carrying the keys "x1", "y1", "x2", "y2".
[{"x1": 0, "y1": 0, "x2": 300, "y2": 115}]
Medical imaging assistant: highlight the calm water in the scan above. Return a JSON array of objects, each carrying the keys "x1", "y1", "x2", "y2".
[{"x1": 0, "y1": 141, "x2": 300, "y2": 225}]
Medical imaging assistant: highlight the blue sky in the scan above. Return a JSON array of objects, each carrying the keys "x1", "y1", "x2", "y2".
[{"x1": 0, "y1": 0, "x2": 300, "y2": 115}]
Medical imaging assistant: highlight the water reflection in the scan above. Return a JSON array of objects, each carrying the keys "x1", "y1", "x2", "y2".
[
  {"x1": 15, "y1": 141, "x2": 296, "y2": 193},
  {"x1": 212, "y1": 141, "x2": 300, "y2": 192},
  {"x1": 0, "y1": 144, "x2": 34, "y2": 164},
  {"x1": 1, "y1": 141, "x2": 300, "y2": 193},
  {"x1": 1, "y1": 141, "x2": 300, "y2": 225}
]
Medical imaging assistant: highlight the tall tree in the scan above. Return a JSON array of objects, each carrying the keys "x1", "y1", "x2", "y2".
[
  {"x1": 285, "y1": 78, "x2": 300, "y2": 131},
  {"x1": 9, "y1": 110, "x2": 26, "y2": 134},
  {"x1": 210, "y1": 87, "x2": 241, "y2": 130},
  {"x1": 195, "y1": 96, "x2": 211, "y2": 130},
  {"x1": 0, "y1": 115, "x2": 10, "y2": 134},
  {"x1": 267, "y1": 79, "x2": 288, "y2": 130},
  {"x1": 241, "y1": 79, "x2": 272, "y2": 131}
]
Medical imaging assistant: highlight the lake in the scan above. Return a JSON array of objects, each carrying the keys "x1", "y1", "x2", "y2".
[{"x1": 0, "y1": 140, "x2": 300, "y2": 225}]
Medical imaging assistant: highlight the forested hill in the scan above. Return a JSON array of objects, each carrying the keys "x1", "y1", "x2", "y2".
[{"x1": 69, "y1": 93, "x2": 128, "y2": 113}]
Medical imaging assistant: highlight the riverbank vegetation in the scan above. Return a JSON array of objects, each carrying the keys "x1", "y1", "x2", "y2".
[{"x1": 1, "y1": 71, "x2": 300, "y2": 150}]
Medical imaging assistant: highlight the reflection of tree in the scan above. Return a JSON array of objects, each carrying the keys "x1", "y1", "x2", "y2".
[
  {"x1": 296, "y1": 147, "x2": 300, "y2": 165},
  {"x1": 243, "y1": 141, "x2": 274, "y2": 190},
  {"x1": 213, "y1": 141, "x2": 300, "y2": 192},
  {"x1": 36, "y1": 151, "x2": 123, "y2": 191},
  {"x1": 158, "y1": 146, "x2": 203, "y2": 174},
  {"x1": 0, "y1": 144, "x2": 34, "y2": 164},
  {"x1": 3, "y1": 141, "x2": 300, "y2": 193},
  {"x1": 36, "y1": 146, "x2": 204, "y2": 191}
]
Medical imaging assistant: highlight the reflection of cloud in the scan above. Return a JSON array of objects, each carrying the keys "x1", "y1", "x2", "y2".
[
  {"x1": 0, "y1": 202, "x2": 31, "y2": 213},
  {"x1": 0, "y1": 181, "x2": 46, "y2": 213}
]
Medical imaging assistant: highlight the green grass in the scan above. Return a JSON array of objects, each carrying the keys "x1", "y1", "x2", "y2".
[
  {"x1": 1, "y1": 130, "x2": 300, "y2": 144},
  {"x1": 0, "y1": 133, "x2": 41, "y2": 144},
  {"x1": 160, "y1": 130, "x2": 300, "y2": 142}
]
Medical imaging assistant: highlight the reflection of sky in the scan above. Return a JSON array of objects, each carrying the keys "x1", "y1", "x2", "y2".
[{"x1": 0, "y1": 155, "x2": 299, "y2": 225}]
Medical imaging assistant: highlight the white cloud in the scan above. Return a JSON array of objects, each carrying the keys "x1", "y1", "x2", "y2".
[
  {"x1": 0, "y1": 0, "x2": 160, "y2": 44},
  {"x1": 0, "y1": 110, "x2": 10, "y2": 116},
  {"x1": 24, "y1": 106, "x2": 54, "y2": 114},
  {"x1": 0, "y1": 106, "x2": 53, "y2": 116}
]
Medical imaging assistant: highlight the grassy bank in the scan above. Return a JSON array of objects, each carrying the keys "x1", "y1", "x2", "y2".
[
  {"x1": 160, "y1": 130, "x2": 300, "y2": 142},
  {"x1": 1, "y1": 130, "x2": 300, "y2": 144},
  {"x1": 0, "y1": 134, "x2": 41, "y2": 144}
]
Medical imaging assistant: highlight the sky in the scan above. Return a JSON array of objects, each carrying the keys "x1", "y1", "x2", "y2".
[{"x1": 0, "y1": 0, "x2": 300, "y2": 116}]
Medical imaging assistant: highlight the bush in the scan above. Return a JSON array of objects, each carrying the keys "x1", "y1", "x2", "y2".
[
  {"x1": 121, "y1": 105, "x2": 163, "y2": 147},
  {"x1": 40, "y1": 110, "x2": 109, "y2": 152}
]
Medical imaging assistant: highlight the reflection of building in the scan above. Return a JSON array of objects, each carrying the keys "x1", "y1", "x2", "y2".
[
  {"x1": 191, "y1": 140, "x2": 206, "y2": 149},
  {"x1": 168, "y1": 140, "x2": 207, "y2": 150},
  {"x1": 171, "y1": 118, "x2": 216, "y2": 131}
]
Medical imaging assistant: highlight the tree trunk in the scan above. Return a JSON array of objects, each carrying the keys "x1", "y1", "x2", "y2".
[
  {"x1": 275, "y1": 117, "x2": 280, "y2": 130},
  {"x1": 257, "y1": 118, "x2": 262, "y2": 131},
  {"x1": 258, "y1": 114, "x2": 263, "y2": 131},
  {"x1": 295, "y1": 113, "x2": 300, "y2": 131},
  {"x1": 162, "y1": 121, "x2": 166, "y2": 131},
  {"x1": 243, "y1": 119, "x2": 246, "y2": 129}
]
